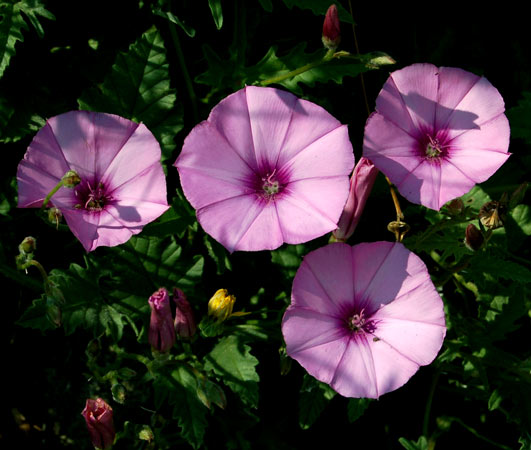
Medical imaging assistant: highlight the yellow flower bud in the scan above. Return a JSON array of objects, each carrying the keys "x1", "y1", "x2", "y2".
[{"x1": 208, "y1": 289, "x2": 236, "y2": 322}]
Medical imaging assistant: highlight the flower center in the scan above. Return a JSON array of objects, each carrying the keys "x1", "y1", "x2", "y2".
[
  {"x1": 347, "y1": 308, "x2": 376, "y2": 334},
  {"x1": 75, "y1": 181, "x2": 111, "y2": 212},
  {"x1": 260, "y1": 170, "x2": 280, "y2": 199},
  {"x1": 425, "y1": 135, "x2": 445, "y2": 159}
]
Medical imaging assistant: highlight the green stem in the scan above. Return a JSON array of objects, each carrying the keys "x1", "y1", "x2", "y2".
[
  {"x1": 110, "y1": 345, "x2": 151, "y2": 367},
  {"x1": 260, "y1": 49, "x2": 335, "y2": 87},
  {"x1": 169, "y1": 22, "x2": 198, "y2": 123},
  {"x1": 348, "y1": 0, "x2": 370, "y2": 117},
  {"x1": 41, "y1": 179, "x2": 64, "y2": 211},
  {"x1": 233, "y1": 0, "x2": 246, "y2": 68},
  {"x1": 422, "y1": 369, "x2": 440, "y2": 438},
  {"x1": 448, "y1": 417, "x2": 513, "y2": 450},
  {"x1": 23, "y1": 259, "x2": 49, "y2": 286}
]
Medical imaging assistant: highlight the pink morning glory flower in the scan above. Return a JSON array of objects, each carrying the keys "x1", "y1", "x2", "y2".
[
  {"x1": 363, "y1": 63, "x2": 510, "y2": 210},
  {"x1": 281, "y1": 241, "x2": 446, "y2": 398},
  {"x1": 175, "y1": 86, "x2": 355, "y2": 252},
  {"x1": 17, "y1": 111, "x2": 169, "y2": 251}
]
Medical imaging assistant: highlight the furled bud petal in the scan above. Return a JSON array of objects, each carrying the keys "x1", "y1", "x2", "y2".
[
  {"x1": 148, "y1": 288, "x2": 176, "y2": 352},
  {"x1": 208, "y1": 289, "x2": 236, "y2": 323},
  {"x1": 333, "y1": 157, "x2": 379, "y2": 241},
  {"x1": 464, "y1": 224, "x2": 484, "y2": 251},
  {"x1": 81, "y1": 398, "x2": 115, "y2": 450},
  {"x1": 61, "y1": 170, "x2": 81, "y2": 188},
  {"x1": 173, "y1": 288, "x2": 196, "y2": 339},
  {"x1": 322, "y1": 4, "x2": 341, "y2": 51}
]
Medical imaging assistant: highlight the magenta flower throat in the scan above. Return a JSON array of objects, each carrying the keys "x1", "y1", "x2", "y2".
[
  {"x1": 17, "y1": 111, "x2": 169, "y2": 252},
  {"x1": 363, "y1": 63, "x2": 510, "y2": 210},
  {"x1": 282, "y1": 241, "x2": 446, "y2": 399},
  {"x1": 175, "y1": 86, "x2": 355, "y2": 252}
]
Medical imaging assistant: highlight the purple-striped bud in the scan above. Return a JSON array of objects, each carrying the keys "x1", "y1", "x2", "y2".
[
  {"x1": 148, "y1": 287, "x2": 176, "y2": 352},
  {"x1": 464, "y1": 224, "x2": 484, "y2": 251},
  {"x1": 173, "y1": 288, "x2": 196, "y2": 339},
  {"x1": 81, "y1": 398, "x2": 115, "y2": 450},
  {"x1": 322, "y1": 4, "x2": 341, "y2": 50},
  {"x1": 333, "y1": 157, "x2": 379, "y2": 241}
]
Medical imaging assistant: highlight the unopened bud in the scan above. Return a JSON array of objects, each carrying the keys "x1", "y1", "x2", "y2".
[
  {"x1": 61, "y1": 170, "x2": 81, "y2": 188},
  {"x1": 464, "y1": 224, "x2": 484, "y2": 251},
  {"x1": 208, "y1": 289, "x2": 236, "y2": 323},
  {"x1": 322, "y1": 4, "x2": 341, "y2": 51},
  {"x1": 333, "y1": 157, "x2": 378, "y2": 241},
  {"x1": 46, "y1": 296, "x2": 62, "y2": 327},
  {"x1": 173, "y1": 288, "x2": 197, "y2": 339},
  {"x1": 148, "y1": 288, "x2": 176, "y2": 352},
  {"x1": 81, "y1": 398, "x2": 115, "y2": 450},
  {"x1": 479, "y1": 200, "x2": 506, "y2": 230},
  {"x1": 445, "y1": 198, "x2": 465, "y2": 216},
  {"x1": 279, "y1": 346, "x2": 292, "y2": 376},
  {"x1": 111, "y1": 383, "x2": 126, "y2": 404},
  {"x1": 19, "y1": 236, "x2": 36, "y2": 255},
  {"x1": 138, "y1": 425, "x2": 154, "y2": 442}
]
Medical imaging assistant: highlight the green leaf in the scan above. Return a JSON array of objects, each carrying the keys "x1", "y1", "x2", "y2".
[
  {"x1": 196, "y1": 42, "x2": 393, "y2": 95},
  {"x1": 298, "y1": 374, "x2": 336, "y2": 429},
  {"x1": 17, "y1": 0, "x2": 55, "y2": 38},
  {"x1": 257, "y1": 0, "x2": 273, "y2": 11},
  {"x1": 280, "y1": 0, "x2": 354, "y2": 23},
  {"x1": 18, "y1": 235, "x2": 203, "y2": 340},
  {"x1": 398, "y1": 436, "x2": 429, "y2": 450},
  {"x1": 208, "y1": 0, "x2": 223, "y2": 29},
  {"x1": 204, "y1": 335, "x2": 260, "y2": 408},
  {"x1": 0, "y1": 0, "x2": 54, "y2": 78},
  {"x1": 511, "y1": 204, "x2": 531, "y2": 236},
  {"x1": 151, "y1": 7, "x2": 195, "y2": 37},
  {"x1": 153, "y1": 364, "x2": 208, "y2": 449},
  {"x1": 347, "y1": 398, "x2": 371, "y2": 423},
  {"x1": 469, "y1": 253, "x2": 531, "y2": 284},
  {"x1": 49, "y1": 264, "x2": 126, "y2": 340},
  {"x1": 271, "y1": 244, "x2": 306, "y2": 279},
  {"x1": 507, "y1": 91, "x2": 531, "y2": 145},
  {"x1": 0, "y1": 2, "x2": 27, "y2": 78},
  {"x1": 78, "y1": 27, "x2": 183, "y2": 161},
  {"x1": 488, "y1": 389, "x2": 503, "y2": 411},
  {"x1": 16, "y1": 295, "x2": 56, "y2": 332},
  {"x1": 248, "y1": 44, "x2": 393, "y2": 94}
]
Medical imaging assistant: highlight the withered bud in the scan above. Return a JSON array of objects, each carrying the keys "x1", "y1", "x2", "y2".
[
  {"x1": 479, "y1": 200, "x2": 506, "y2": 230},
  {"x1": 48, "y1": 207, "x2": 63, "y2": 227}
]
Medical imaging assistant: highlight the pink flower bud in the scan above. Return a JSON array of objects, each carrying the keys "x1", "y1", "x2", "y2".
[
  {"x1": 148, "y1": 287, "x2": 176, "y2": 352},
  {"x1": 322, "y1": 4, "x2": 341, "y2": 50},
  {"x1": 464, "y1": 224, "x2": 484, "y2": 251},
  {"x1": 173, "y1": 288, "x2": 196, "y2": 339},
  {"x1": 81, "y1": 398, "x2": 115, "y2": 450},
  {"x1": 333, "y1": 157, "x2": 379, "y2": 241}
]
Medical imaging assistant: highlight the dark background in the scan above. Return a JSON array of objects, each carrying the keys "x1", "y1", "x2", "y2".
[{"x1": 2, "y1": 1, "x2": 529, "y2": 448}]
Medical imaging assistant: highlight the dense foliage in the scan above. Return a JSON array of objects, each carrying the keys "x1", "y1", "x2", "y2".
[{"x1": 2, "y1": 1, "x2": 530, "y2": 449}]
